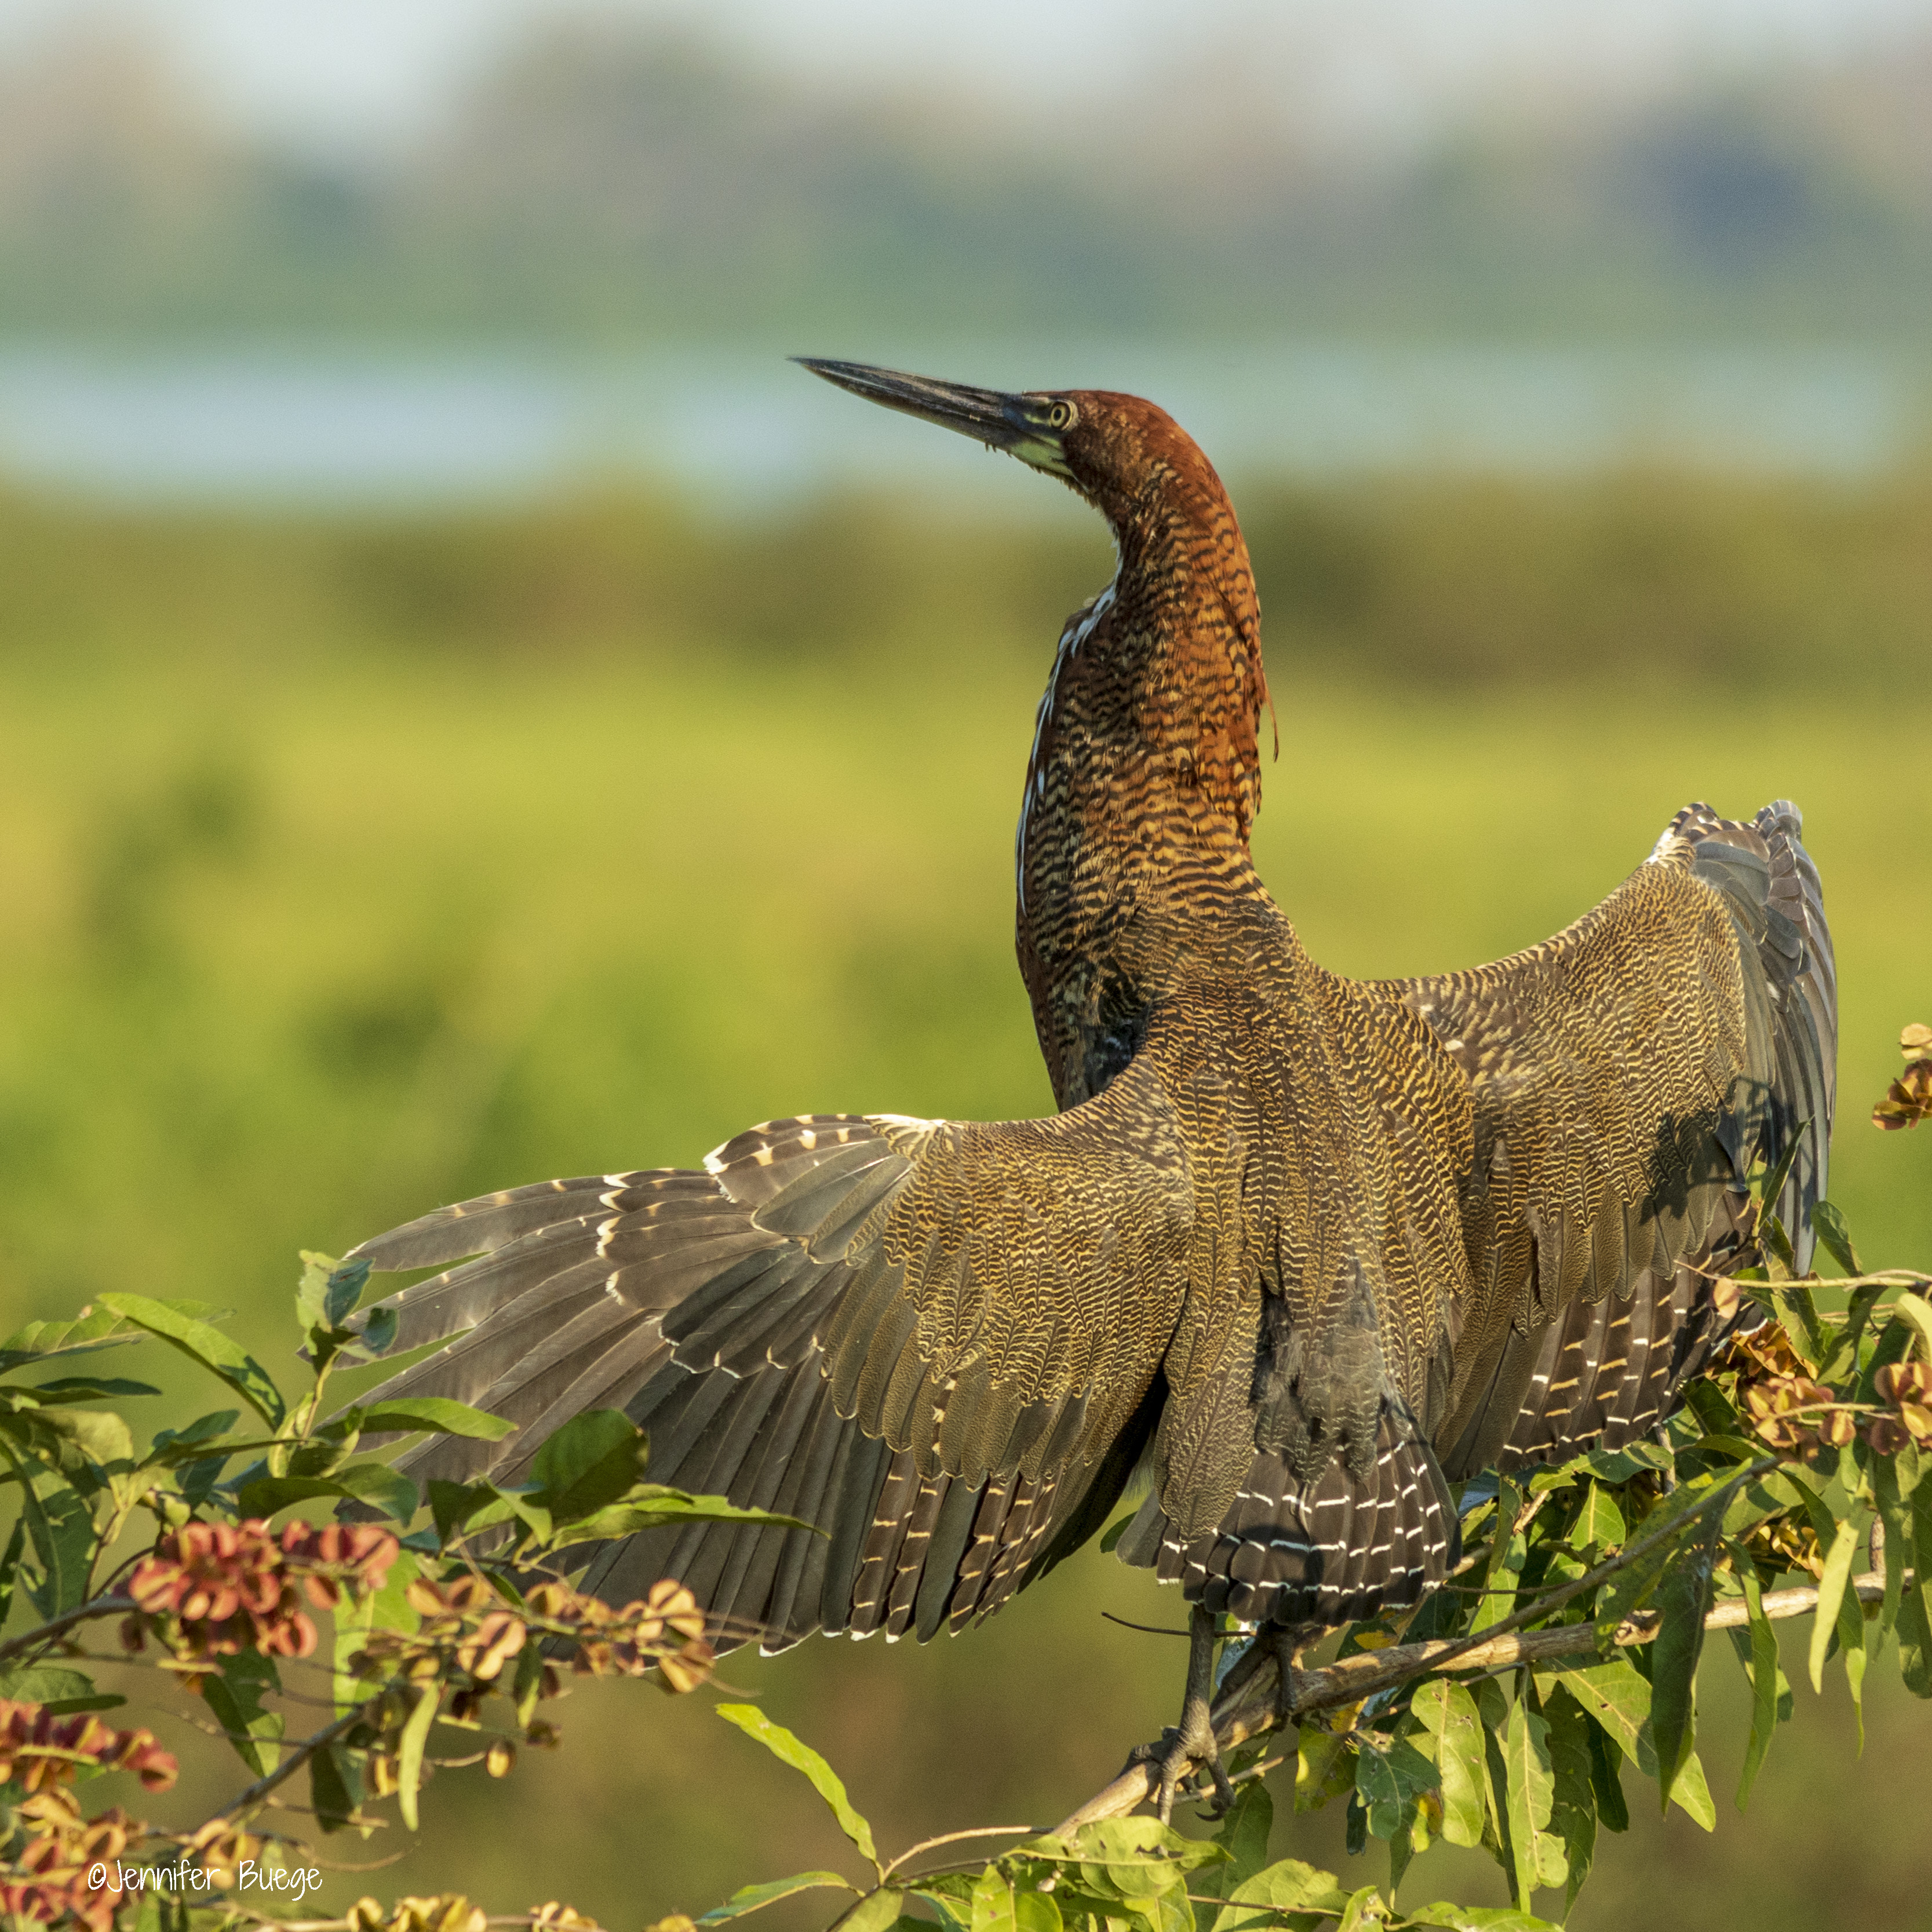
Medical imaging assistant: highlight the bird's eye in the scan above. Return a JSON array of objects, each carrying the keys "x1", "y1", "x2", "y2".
[{"x1": 1047, "y1": 400, "x2": 1076, "y2": 430}]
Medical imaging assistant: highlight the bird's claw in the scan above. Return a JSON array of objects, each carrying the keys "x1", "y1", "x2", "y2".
[{"x1": 1130, "y1": 1718, "x2": 1237, "y2": 1824}]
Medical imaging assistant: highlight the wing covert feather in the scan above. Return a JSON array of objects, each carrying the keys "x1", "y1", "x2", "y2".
[
  {"x1": 1387, "y1": 799, "x2": 1835, "y2": 1477},
  {"x1": 344, "y1": 1056, "x2": 1191, "y2": 1650}
]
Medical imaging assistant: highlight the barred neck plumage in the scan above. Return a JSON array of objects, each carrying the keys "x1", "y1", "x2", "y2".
[{"x1": 1011, "y1": 391, "x2": 1277, "y2": 1106}]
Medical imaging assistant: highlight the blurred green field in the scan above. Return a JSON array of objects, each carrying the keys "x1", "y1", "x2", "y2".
[{"x1": 3, "y1": 475, "x2": 1930, "y2": 1929}]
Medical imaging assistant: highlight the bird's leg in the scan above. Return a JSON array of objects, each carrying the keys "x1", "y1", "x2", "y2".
[
  {"x1": 1269, "y1": 1624, "x2": 1311, "y2": 1726},
  {"x1": 1129, "y1": 1604, "x2": 1237, "y2": 1824}
]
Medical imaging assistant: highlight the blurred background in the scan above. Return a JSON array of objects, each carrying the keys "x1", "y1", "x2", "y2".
[{"x1": 3, "y1": 0, "x2": 1931, "y2": 1925}]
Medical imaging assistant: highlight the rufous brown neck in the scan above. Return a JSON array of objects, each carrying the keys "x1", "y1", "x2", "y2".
[{"x1": 1014, "y1": 392, "x2": 1276, "y2": 1107}]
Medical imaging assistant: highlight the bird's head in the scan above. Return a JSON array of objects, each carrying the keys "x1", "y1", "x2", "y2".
[{"x1": 793, "y1": 358, "x2": 1222, "y2": 530}]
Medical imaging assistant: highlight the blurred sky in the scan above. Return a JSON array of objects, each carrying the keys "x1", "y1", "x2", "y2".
[{"x1": 5, "y1": 0, "x2": 1932, "y2": 161}]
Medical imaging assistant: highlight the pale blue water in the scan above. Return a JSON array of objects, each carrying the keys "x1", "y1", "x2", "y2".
[{"x1": 0, "y1": 340, "x2": 1924, "y2": 506}]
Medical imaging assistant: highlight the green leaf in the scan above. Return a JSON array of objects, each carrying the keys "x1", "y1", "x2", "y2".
[
  {"x1": 697, "y1": 1875, "x2": 858, "y2": 1924},
  {"x1": 356, "y1": 1307, "x2": 399, "y2": 1355},
  {"x1": 548, "y1": 1487, "x2": 815, "y2": 1550},
  {"x1": 1475, "y1": 1474, "x2": 1526, "y2": 1632},
  {"x1": 395, "y1": 1681, "x2": 439, "y2": 1831},
  {"x1": 15, "y1": 1469, "x2": 94, "y2": 1615},
  {"x1": 297, "y1": 1251, "x2": 370, "y2": 1336},
  {"x1": 716, "y1": 1703, "x2": 878, "y2": 1872},
  {"x1": 1475, "y1": 1676, "x2": 1513, "y2": 1876},
  {"x1": 1893, "y1": 1580, "x2": 1932, "y2": 1698},
  {"x1": 1335, "y1": 1889, "x2": 1386, "y2": 1932},
  {"x1": 1582, "y1": 1442, "x2": 1673, "y2": 1484},
  {"x1": 1649, "y1": 1505, "x2": 1722, "y2": 1813},
  {"x1": 1807, "y1": 1517, "x2": 1861, "y2": 1696},
  {"x1": 1838, "y1": 1567, "x2": 1869, "y2": 1755},
  {"x1": 1208, "y1": 1779, "x2": 1273, "y2": 1896},
  {"x1": 1667, "y1": 1751, "x2": 1717, "y2": 1831},
  {"x1": 235, "y1": 1476, "x2": 365, "y2": 1522},
  {"x1": 1871, "y1": 1451, "x2": 1911, "y2": 1639},
  {"x1": 1585, "y1": 1718, "x2": 1627, "y2": 1835},
  {"x1": 1410, "y1": 1679, "x2": 1486, "y2": 1850},
  {"x1": 144, "y1": 1410, "x2": 242, "y2": 1463},
  {"x1": 1729, "y1": 1563, "x2": 1785, "y2": 1808},
  {"x1": 335, "y1": 1460, "x2": 420, "y2": 1521},
  {"x1": 1682, "y1": 1376, "x2": 1745, "y2": 1442},
  {"x1": 1572, "y1": 1483, "x2": 1625, "y2": 1553},
  {"x1": 201, "y1": 1650, "x2": 283, "y2": 1778},
  {"x1": 1545, "y1": 1656, "x2": 1712, "y2": 1827},
  {"x1": 0, "y1": 1663, "x2": 101, "y2": 1705},
  {"x1": 428, "y1": 1478, "x2": 494, "y2": 1545},
  {"x1": 1355, "y1": 1734, "x2": 1438, "y2": 1843},
  {"x1": 309, "y1": 1740, "x2": 360, "y2": 1833},
  {"x1": 0, "y1": 1304, "x2": 151, "y2": 1370},
  {"x1": 347, "y1": 1398, "x2": 516, "y2": 1441},
  {"x1": 530, "y1": 1409, "x2": 647, "y2": 1523},
  {"x1": 1895, "y1": 1292, "x2": 1932, "y2": 1365},
  {"x1": 18, "y1": 1377, "x2": 160, "y2": 1405},
  {"x1": 1540, "y1": 1689, "x2": 1597, "y2": 1912},
  {"x1": 1501, "y1": 1698, "x2": 1555, "y2": 1911},
  {"x1": 1043, "y1": 1817, "x2": 1225, "y2": 1917},
  {"x1": 8, "y1": 1403, "x2": 136, "y2": 1483},
  {"x1": 968, "y1": 1870, "x2": 1028, "y2": 1932},
  {"x1": 0, "y1": 1515, "x2": 22, "y2": 1628},
  {"x1": 1293, "y1": 1723, "x2": 1356, "y2": 1814},
  {"x1": 336, "y1": 1549, "x2": 420, "y2": 1715},
  {"x1": 833, "y1": 1891, "x2": 904, "y2": 1932},
  {"x1": 1897, "y1": 1448, "x2": 1932, "y2": 1698},
  {"x1": 1810, "y1": 1199, "x2": 1861, "y2": 1277},
  {"x1": 1211, "y1": 1857, "x2": 1350, "y2": 1932},
  {"x1": 455, "y1": 1486, "x2": 552, "y2": 1543},
  {"x1": 235, "y1": 1463, "x2": 418, "y2": 1524},
  {"x1": 97, "y1": 1293, "x2": 285, "y2": 1429}
]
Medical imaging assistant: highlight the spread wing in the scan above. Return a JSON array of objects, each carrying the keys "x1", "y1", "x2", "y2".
[
  {"x1": 342, "y1": 1055, "x2": 1191, "y2": 1651},
  {"x1": 1388, "y1": 799, "x2": 1836, "y2": 1478}
]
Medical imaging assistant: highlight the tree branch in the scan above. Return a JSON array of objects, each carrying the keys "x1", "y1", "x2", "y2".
[{"x1": 1056, "y1": 1568, "x2": 1905, "y2": 1832}]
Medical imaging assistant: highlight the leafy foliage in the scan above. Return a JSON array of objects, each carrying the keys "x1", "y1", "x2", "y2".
[{"x1": 0, "y1": 1253, "x2": 794, "y2": 1928}]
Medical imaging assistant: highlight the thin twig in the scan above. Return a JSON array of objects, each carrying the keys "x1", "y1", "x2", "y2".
[
  {"x1": 0, "y1": 1592, "x2": 136, "y2": 1663},
  {"x1": 881, "y1": 1824, "x2": 1041, "y2": 1879},
  {"x1": 214, "y1": 1705, "x2": 370, "y2": 1824}
]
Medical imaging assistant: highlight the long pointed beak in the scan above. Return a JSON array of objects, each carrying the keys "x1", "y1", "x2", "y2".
[{"x1": 794, "y1": 358, "x2": 1069, "y2": 474}]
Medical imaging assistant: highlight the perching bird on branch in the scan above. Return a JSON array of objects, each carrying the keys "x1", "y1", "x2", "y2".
[{"x1": 344, "y1": 360, "x2": 1835, "y2": 1811}]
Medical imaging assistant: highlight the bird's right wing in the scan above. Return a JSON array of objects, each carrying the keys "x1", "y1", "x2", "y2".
[
  {"x1": 1387, "y1": 800, "x2": 1835, "y2": 1479},
  {"x1": 342, "y1": 1055, "x2": 1193, "y2": 1651}
]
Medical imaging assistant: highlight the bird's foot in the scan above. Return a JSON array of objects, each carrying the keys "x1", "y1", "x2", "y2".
[
  {"x1": 1129, "y1": 1604, "x2": 1237, "y2": 1824},
  {"x1": 1129, "y1": 1709, "x2": 1237, "y2": 1824}
]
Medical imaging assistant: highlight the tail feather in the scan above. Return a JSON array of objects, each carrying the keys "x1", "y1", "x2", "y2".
[{"x1": 1124, "y1": 1401, "x2": 1458, "y2": 1628}]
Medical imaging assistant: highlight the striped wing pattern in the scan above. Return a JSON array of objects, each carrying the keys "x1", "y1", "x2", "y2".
[
  {"x1": 1398, "y1": 799, "x2": 1836, "y2": 1482},
  {"x1": 347, "y1": 1062, "x2": 1191, "y2": 1652}
]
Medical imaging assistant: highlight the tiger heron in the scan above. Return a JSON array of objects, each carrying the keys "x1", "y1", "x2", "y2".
[{"x1": 344, "y1": 360, "x2": 1835, "y2": 1816}]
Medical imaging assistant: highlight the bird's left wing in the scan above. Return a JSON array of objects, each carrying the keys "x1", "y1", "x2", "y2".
[
  {"x1": 341, "y1": 1055, "x2": 1192, "y2": 1650},
  {"x1": 1380, "y1": 799, "x2": 1835, "y2": 1480}
]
